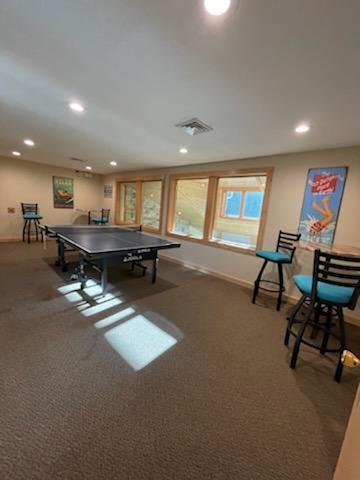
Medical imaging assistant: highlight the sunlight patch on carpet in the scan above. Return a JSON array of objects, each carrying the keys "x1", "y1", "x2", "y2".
[
  {"x1": 104, "y1": 315, "x2": 177, "y2": 371},
  {"x1": 58, "y1": 280, "x2": 122, "y2": 317}
]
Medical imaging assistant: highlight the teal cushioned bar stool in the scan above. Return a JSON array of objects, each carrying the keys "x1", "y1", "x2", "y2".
[
  {"x1": 252, "y1": 230, "x2": 301, "y2": 310},
  {"x1": 284, "y1": 249, "x2": 360, "y2": 382},
  {"x1": 90, "y1": 209, "x2": 110, "y2": 225},
  {"x1": 21, "y1": 203, "x2": 43, "y2": 243}
]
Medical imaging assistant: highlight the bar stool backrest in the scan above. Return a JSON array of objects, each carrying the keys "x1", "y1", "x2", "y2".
[
  {"x1": 21, "y1": 203, "x2": 39, "y2": 215},
  {"x1": 312, "y1": 249, "x2": 360, "y2": 310},
  {"x1": 101, "y1": 209, "x2": 110, "y2": 222},
  {"x1": 276, "y1": 230, "x2": 301, "y2": 262}
]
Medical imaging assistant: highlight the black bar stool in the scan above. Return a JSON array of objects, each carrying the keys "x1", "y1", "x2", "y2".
[
  {"x1": 90, "y1": 209, "x2": 110, "y2": 225},
  {"x1": 284, "y1": 249, "x2": 360, "y2": 382},
  {"x1": 21, "y1": 203, "x2": 43, "y2": 243},
  {"x1": 252, "y1": 231, "x2": 301, "y2": 310}
]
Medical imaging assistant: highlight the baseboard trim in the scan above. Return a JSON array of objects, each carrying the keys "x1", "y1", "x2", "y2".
[
  {"x1": 159, "y1": 253, "x2": 360, "y2": 328},
  {"x1": 0, "y1": 237, "x2": 22, "y2": 243}
]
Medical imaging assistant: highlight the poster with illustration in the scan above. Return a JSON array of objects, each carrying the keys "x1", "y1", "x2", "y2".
[
  {"x1": 53, "y1": 176, "x2": 74, "y2": 208},
  {"x1": 298, "y1": 167, "x2": 347, "y2": 245}
]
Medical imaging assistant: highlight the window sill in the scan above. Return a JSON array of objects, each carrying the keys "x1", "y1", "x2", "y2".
[
  {"x1": 166, "y1": 231, "x2": 257, "y2": 256},
  {"x1": 142, "y1": 225, "x2": 161, "y2": 234},
  {"x1": 220, "y1": 215, "x2": 260, "y2": 222},
  {"x1": 115, "y1": 221, "x2": 161, "y2": 234}
]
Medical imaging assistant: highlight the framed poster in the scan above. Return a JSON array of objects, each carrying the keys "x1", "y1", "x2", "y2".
[
  {"x1": 298, "y1": 167, "x2": 347, "y2": 245},
  {"x1": 53, "y1": 176, "x2": 74, "y2": 209},
  {"x1": 104, "y1": 184, "x2": 113, "y2": 199}
]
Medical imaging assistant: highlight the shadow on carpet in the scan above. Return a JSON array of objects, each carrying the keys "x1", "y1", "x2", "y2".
[{"x1": 43, "y1": 257, "x2": 178, "y2": 304}]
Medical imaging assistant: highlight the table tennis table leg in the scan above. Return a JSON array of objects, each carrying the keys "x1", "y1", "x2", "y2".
[
  {"x1": 77, "y1": 255, "x2": 89, "y2": 290},
  {"x1": 101, "y1": 258, "x2": 108, "y2": 293},
  {"x1": 152, "y1": 253, "x2": 158, "y2": 284},
  {"x1": 55, "y1": 240, "x2": 68, "y2": 272}
]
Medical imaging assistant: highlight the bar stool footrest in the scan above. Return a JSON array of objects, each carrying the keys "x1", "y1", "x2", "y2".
[
  {"x1": 286, "y1": 329, "x2": 342, "y2": 353},
  {"x1": 258, "y1": 279, "x2": 285, "y2": 294}
]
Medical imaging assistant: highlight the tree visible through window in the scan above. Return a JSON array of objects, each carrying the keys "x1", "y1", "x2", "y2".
[
  {"x1": 173, "y1": 179, "x2": 209, "y2": 239},
  {"x1": 117, "y1": 179, "x2": 163, "y2": 231},
  {"x1": 167, "y1": 170, "x2": 271, "y2": 252},
  {"x1": 141, "y1": 181, "x2": 162, "y2": 229},
  {"x1": 119, "y1": 182, "x2": 136, "y2": 223}
]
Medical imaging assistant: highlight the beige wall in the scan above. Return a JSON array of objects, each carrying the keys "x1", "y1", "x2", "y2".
[
  {"x1": 103, "y1": 145, "x2": 360, "y2": 321},
  {"x1": 0, "y1": 156, "x2": 103, "y2": 240},
  {"x1": 333, "y1": 384, "x2": 360, "y2": 479},
  {"x1": 2, "y1": 147, "x2": 359, "y2": 320}
]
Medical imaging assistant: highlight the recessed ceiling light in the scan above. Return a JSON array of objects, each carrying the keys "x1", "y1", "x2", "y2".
[
  {"x1": 179, "y1": 148, "x2": 188, "y2": 154},
  {"x1": 85, "y1": 166, "x2": 92, "y2": 171},
  {"x1": 204, "y1": 0, "x2": 231, "y2": 16},
  {"x1": 295, "y1": 123, "x2": 310, "y2": 134},
  {"x1": 24, "y1": 139, "x2": 35, "y2": 146},
  {"x1": 69, "y1": 102, "x2": 85, "y2": 113},
  {"x1": 110, "y1": 161, "x2": 117, "y2": 166},
  {"x1": 12, "y1": 151, "x2": 21, "y2": 156}
]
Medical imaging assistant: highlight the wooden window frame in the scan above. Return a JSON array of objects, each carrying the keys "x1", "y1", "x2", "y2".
[
  {"x1": 115, "y1": 176, "x2": 165, "y2": 233},
  {"x1": 166, "y1": 167, "x2": 273, "y2": 255},
  {"x1": 220, "y1": 187, "x2": 263, "y2": 220}
]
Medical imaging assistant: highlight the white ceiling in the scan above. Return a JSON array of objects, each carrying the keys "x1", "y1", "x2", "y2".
[{"x1": 0, "y1": 0, "x2": 359, "y2": 174}]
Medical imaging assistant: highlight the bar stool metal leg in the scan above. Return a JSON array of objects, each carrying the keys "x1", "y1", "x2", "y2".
[
  {"x1": 23, "y1": 219, "x2": 28, "y2": 242},
  {"x1": 35, "y1": 219, "x2": 39, "y2": 241},
  {"x1": 284, "y1": 295, "x2": 306, "y2": 345},
  {"x1": 310, "y1": 303, "x2": 322, "y2": 339},
  {"x1": 276, "y1": 263, "x2": 284, "y2": 311},
  {"x1": 27, "y1": 219, "x2": 32, "y2": 243},
  {"x1": 252, "y1": 259, "x2": 268, "y2": 304},
  {"x1": 334, "y1": 307, "x2": 347, "y2": 383},
  {"x1": 290, "y1": 302, "x2": 315, "y2": 369},
  {"x1": 320, "y1": 306, "x2": 333, "y2": 355}
]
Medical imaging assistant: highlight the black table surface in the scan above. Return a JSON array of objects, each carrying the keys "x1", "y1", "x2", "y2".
[{"x1": 43, "y1": 225, "x2": 180, "y2": 254}]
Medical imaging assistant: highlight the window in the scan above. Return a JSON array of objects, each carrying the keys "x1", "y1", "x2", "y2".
[
  {"x1": 243, "y1": 191, "x2": 264, "y2": 220},
  {"x1": 141, "y1": 181, "x2": 162, "y2": 230},
  {"x1": 223, "y1": 191, "x2": 243, "y2": 218},
  {"x1": 119, "y1": 182, "x2": 136, "y2": 223},
  {"x1": 173, "y1": 179, "x2": 209, "y2": 239},
  {"x1": 167, "y1": 169, "x2": 272, "y2": 253},
  {"x1": 212, "y1": 176, "x2": 266, "y2": 249},
  {"x1": 116, "y1": 178, "x2": 163, "y2": 232}
]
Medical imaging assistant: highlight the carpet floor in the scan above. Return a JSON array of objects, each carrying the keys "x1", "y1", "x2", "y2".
[{"x1": 1, "y1": 241, "x2": 360, "y2": 480}]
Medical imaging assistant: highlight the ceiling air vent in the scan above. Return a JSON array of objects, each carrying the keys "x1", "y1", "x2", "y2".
[
  {"x1": 70, "y1": 157, "x2": 86, "y2": 163},
  {"x1": 175, "y1": 117, "x2": 213, "y2": 136}
]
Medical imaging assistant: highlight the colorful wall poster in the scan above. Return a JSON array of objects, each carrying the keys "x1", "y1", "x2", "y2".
[
  {"x1": 298, "y1": 167, "x2": 347, "y2": 245},
  {"x1": 53, "y1": 176, "x2": 74, "y2": 209}
]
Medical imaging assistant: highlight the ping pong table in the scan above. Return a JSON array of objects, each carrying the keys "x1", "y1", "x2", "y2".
[{"x1": 42, "y1": 225, "x2": 180, "y2": 292}]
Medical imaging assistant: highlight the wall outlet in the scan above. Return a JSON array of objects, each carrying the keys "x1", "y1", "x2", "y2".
[{"x1": 7, "y1": 207, "x2": 16, "y2": 214}]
